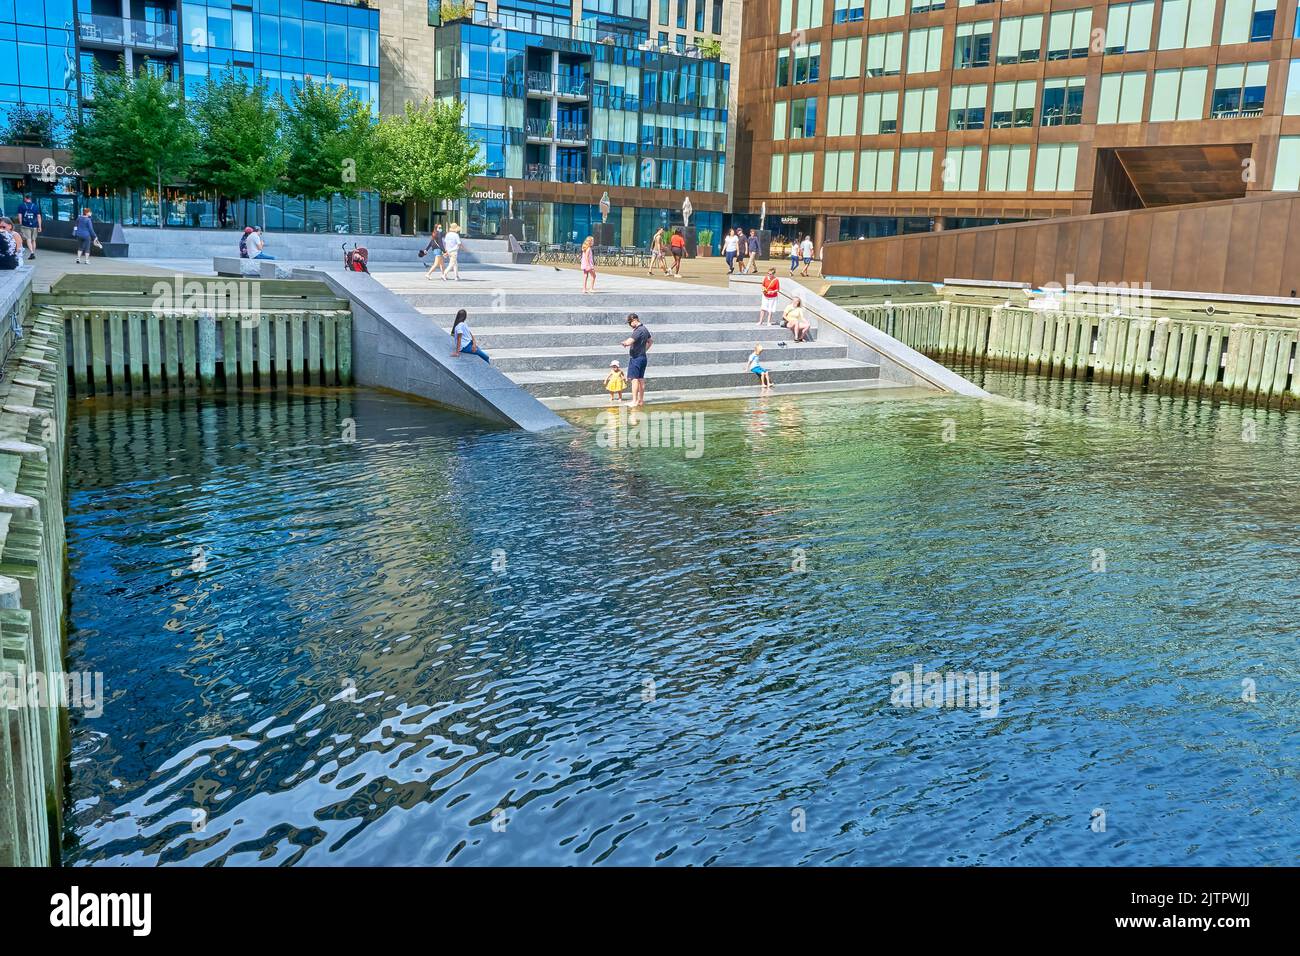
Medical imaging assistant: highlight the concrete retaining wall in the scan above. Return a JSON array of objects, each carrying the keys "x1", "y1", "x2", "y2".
[
  {"x1": 0, "y1": 268, "x2": 68, "y2": 867},
  {"x1": 729, "y1": 274, "x2": 989, "y2": 398},
  {"x1": 292, "y1": 268, "x2": 568, "y2": 432}
]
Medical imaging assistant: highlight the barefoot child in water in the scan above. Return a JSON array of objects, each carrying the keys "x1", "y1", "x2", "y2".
[
  {"x1": 747, "y1": 344, "x2": 773, "y2": 390},
  {"x1": 604, "y1": 360, "x2": 628, "y2": 402}
]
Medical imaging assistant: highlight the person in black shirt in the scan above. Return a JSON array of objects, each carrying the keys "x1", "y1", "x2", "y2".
[{"x1": 621, "y1": 312, "x2": 652, "y2": 407}]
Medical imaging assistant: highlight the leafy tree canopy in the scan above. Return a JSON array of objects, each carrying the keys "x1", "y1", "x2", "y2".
[
  {"x1": 366, "y1": 98, "x2": 485, "y2": 207},
  {"x1": 278, "y1": 78, "x2": 374, "y2": 203},
  {"x1": 2, "y1": 104, "x2": 65, "y2": 149},
  {"x1": 188, "y1": 67, "x2": 284, "y2": 201}
]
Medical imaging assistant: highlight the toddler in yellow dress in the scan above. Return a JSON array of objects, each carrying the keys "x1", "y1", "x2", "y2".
[{"x1": 604, "y1": 360, "x2": 628, "y2": 402}]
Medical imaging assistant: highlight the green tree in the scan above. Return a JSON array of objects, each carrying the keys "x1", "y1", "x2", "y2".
[
  {"x1": 367, "y1": 98, "x2": 485, "y2": 233},
  {"x1": 70, "y1": 63, "x2": 195, "y2": 228},
  {"x1": 279, "y1": 78, "x2": 374, "y2": 231},
  {"x1": 2, "y1": 104, "x2": 64, "y2": 148},
  {"x1": 189, "y1": 68, "x2": 284, "y2": 228}
]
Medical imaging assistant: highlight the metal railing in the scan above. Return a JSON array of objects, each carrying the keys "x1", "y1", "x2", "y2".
[
  {"x1": 524, "y1": 163, "x2": 589, "y2": 183},
  {"x1": 524, "y1": 71, "x2": 590, "y2": 97},
  {"x1": 78, "y1": 15, "x2": 177, "y2": 51},
  {"x1": 1212, "y1": 107, "x2": 1265, "y2": 119},
  {"x1": 524, "y1": 118, "x2": 589, "y2": 140}
]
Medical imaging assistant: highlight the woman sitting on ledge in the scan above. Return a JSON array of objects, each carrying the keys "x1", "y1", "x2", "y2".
[{"x1": 783, "y1": 297, "x2": 811, "y2": 343}]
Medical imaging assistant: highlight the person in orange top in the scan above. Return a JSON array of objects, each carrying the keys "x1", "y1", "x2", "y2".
[
  {"x1": 669, "y1": 227, "x2": 686, "y2": 276},
  {"x1": 759, "y1": 268, "x2": 780, "y2": 326}
]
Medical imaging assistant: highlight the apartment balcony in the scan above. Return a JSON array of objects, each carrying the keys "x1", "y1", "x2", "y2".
[
  {"x1": 524, "y1": 118, "x2": 589, "y2": 144},
  {"x1": 78, "y1": 15, "x2": 178, "y2": 53},
  {"x1": 523, "y1": 163, "x2": 589, "y2": 184},
  {"x1": 525, "y1": 71, "x2": 589, "y2": 100},
  {"x1": 1212, "y1": 107, "x2": 1265, "y2": 120}
]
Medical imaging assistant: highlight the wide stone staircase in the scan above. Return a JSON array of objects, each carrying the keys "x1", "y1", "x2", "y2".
[{"x1": 391, "y1": 280, "x2": 891, "y2": 407}]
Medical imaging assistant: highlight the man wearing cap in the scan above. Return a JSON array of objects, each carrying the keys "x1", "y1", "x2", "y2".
[
  {"x1": 620, "y1": 313, "x2": 652, "y2": 408},
  {"x1": 15, "y1": 194, "x2": 40, "y2": 260},
  {"x1": 0, "y1": 217, "x2": 24, "y2": 270}
]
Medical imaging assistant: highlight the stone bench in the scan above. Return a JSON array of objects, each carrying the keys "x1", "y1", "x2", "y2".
[{"x1": 213, "y1": 256, "x2": 278, "y2": 278}]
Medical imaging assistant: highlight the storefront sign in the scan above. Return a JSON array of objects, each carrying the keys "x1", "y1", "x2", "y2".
[
  {"x1": 27, "y1": 160, "x2": 80, "y2": 180},
  {"x1": 470, "y1": 189, "x2": 506, "y2": 200},
  {"x1": 780, "y1": 216, "x2": 800, "y2": 224}
]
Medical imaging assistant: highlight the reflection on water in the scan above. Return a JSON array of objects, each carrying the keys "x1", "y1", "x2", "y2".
[{"x1": 63, "y1": 380, "x2": 1300, "y2": 865}]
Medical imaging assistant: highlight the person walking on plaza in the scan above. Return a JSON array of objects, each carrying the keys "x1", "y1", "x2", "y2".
[
  {"x1": 73, "y1": 208, "x2": 96, "y2": 264},
  {"x1": 445, "y1": 222, "x2": 463, "y2": 280},
  {"x1": 580, "y1": 235, "x2": 597, "y2": 293},
  {"x1": 16, "y1": 194, "x2": 40, "y2": 260},
  {"x1": 0, "y1": 217, "x2": 22, "y2": 271},
  {"x1": 218, "y1": 195, "x2": 229, "y2": 228},
  {"x1": 449, "y1": 309, "x2": 489, "y2": 362},
  {"x1": 621, "y1": 313, "x2": 652, "y2": 407},
  {"x1": 783, "y1": 296, "x2": 811, "y2": 342},
  {"x1": 648, "y1": 226, "x2": 668, "y2": 276},
  {"x1": 421, "y1": 223, "x2": 448, "y2": 280},
  {"x1": 789, "y1": 235, "x2": 801, "y2": 275},
  {"x1": 748, "y1": 343, "x2": 773, "y2": 390},
  {"x1": 800, "y1": 235, "x2": 814, "y2": 277},
  {"x1": 723, "y1": 227, "x2": 740, "y2": 274},
  {"x1": 759, "y1": 267, "x2": 780, "y2": 326},
  {"x1": 669, "y1": 227, "x2": 685, "y2": 276},
  {"x1": 745, "y1": 229, "x2": 759, "y2": 274}
]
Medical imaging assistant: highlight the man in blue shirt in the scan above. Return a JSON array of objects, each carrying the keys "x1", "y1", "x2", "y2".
[{"x1": 15, "y1": 194, "x2": 40, "y2": 260}]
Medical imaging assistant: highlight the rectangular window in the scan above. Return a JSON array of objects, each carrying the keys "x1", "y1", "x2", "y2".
[
  {"x1": 954, "y1": 21, "x2": 993, "y2": 69},
  {"x1": 897, "y1": 147, "x2": 934, "y2": 191},
  {"x1": 1097, "y1": 71, "x2": 1147, "y2": 123},
  {"x1": 794, "y1": 0, "x2": 825, "y2": 30},
  {"x1": 831, "y1": 37, "x2": 864, "y2": 79},
  {"x1": 991, "y1": 80, "x2": 1037, "y2": 128},
  {"x1": 834, "y1": 0, "x2": 866, "y2": 22},
  {"x1": 863, "y1": 90, "x2": 900, "y2": 133},
  {"x1": 1105, "y1": 1, "x2": 1154, "y2": 54},
  {"x1": 1041, "y1": 76, "x2": 1086, "y2": 126},
  {"x1": 1157, "y1": 0, "x2": 1215, "y2": 50},
  {"x1": 1221, "y1": 0, "x2": 1277, "y2": 44},
  {"x1": 997, "y1": 15, "x2": 1043, "y2": 64},
  {"x1": 1034, "y1": 143, "x2": 1080, "y2": 191},
  {"x1": 1285, "y1": 59, "x2": 1300, "y2": 114},
  {"x1": 907, "y1": 26, "x2": 944, "y2": 73},
  {"x1": 942, "y1": 146, "x2": 982, "y2": 190},
  {"x1": 902, "y1": 87, "x2": 939, "y2": 132},
  {"x1": 1150, "y1": 66, "x2": 1208, "y2": 121},
  {"x1": 790, "y1": 96, "x2": 818, "y2": 137},
  {"x1": 949, "y1": 84, "x2": 988, "y2": 129},
  {"x1": 787, "y1": 151, "x2": 815, "y2": 191},
  {"x1": 793, "y1": 42, "x2": 822, "y2": 84},
  {"x1": 1047, "y1": 9, "x2": 1092, "y2": 60},
  {"x1": 866, "y1": 32, "x2": 903, "y2": 76},
  {"x1": 912, "y1": 0, "x2": 945, "y2": 12},
  {"x1": 859, "y1": 149, "x2": 894, "y2": 190},
  {"x1": 869, "y1": 0, "x2": 906, "y2": 17},
  {"x1": 824, "y1": 150, "x2": 856, "y2": 190},
  {"x1": 1211, "y1": 61, "x2": 1268, "y2": 117},
  {"x1": 986, "y1": 144, "x2": 1031, "y2": 190},
  {"x1": 773, "y1": 100, "x2": 788, "y2": 139},
  {"x1": 776, "y1": 49, "x2": 790, "y2": 85},
  {"x1": 827, "y1": 94, "x2": 860, "y2": 135},
  {"x1": 1274, "y1": 135, "x2": 1300, "y2": 189},
  {"x1": 770, "y1": 154, "x2": 785, "y2": 191}
]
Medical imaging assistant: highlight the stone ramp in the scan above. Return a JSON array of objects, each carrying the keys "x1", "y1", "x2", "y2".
[{"x1": 374, "y1": 264, "x2": 889, "y2": 407}]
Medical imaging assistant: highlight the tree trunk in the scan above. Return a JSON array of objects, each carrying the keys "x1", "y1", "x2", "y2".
[
  {"x1": 157, "y1": 168, "x2": 164, "y2": 228},
  {"x1": 261, "y1": 190, "x2": 267, "y2": 232}
]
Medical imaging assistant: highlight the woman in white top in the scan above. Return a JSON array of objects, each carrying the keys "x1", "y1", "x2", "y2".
[
  {"x1": 449, "y1": 308, "x2": 489, "y2": 362},
  {"x1": 444, "y1": 223, "x2": 463, "y2": 280},
  {"x1": 723, "y1": 228, "x2": 740, "y2": 274}
]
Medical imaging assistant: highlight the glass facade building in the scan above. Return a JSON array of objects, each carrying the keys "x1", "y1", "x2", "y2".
[
  {"x1": 3, "y1": 0, "x2": 379, "y2": 231},
  {"x1": 432, "y1": 3, "x2": 730, "y2": 247}
]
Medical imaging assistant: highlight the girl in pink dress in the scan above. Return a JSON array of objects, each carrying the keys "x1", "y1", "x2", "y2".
[{"x1": 580, "y1": 236, "x2": 597, "y2": 294}]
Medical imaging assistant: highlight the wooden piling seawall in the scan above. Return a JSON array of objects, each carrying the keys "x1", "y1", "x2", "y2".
[
  {"x1": 38, "y1": 274, "x2": 353, "y2": 399},
  {"x1": 840, "y1": 288, "x2": 1300, "y2": 408},
  {"x1": 0, "y1": 273, "x2": 68, "y2": 867}
]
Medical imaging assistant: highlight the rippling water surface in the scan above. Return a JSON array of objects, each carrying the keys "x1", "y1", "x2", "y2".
[{"x1": 63, "y1": 372, "x2": 1300, "y2": 865}]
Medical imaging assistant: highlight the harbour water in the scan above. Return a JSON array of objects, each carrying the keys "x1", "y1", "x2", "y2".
[{"x1": 62, "y1": 374, "x2": 1299, "y2": 865}]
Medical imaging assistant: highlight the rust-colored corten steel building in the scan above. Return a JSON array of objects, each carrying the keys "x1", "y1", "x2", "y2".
[{"x1": 734, "y1": 0, "x2": 1300, "y2": 294}]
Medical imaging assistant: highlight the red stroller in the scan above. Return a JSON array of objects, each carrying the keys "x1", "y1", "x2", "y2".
[{"x1": 342, "y1": 242, "x2": 370, "y2": 273}]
